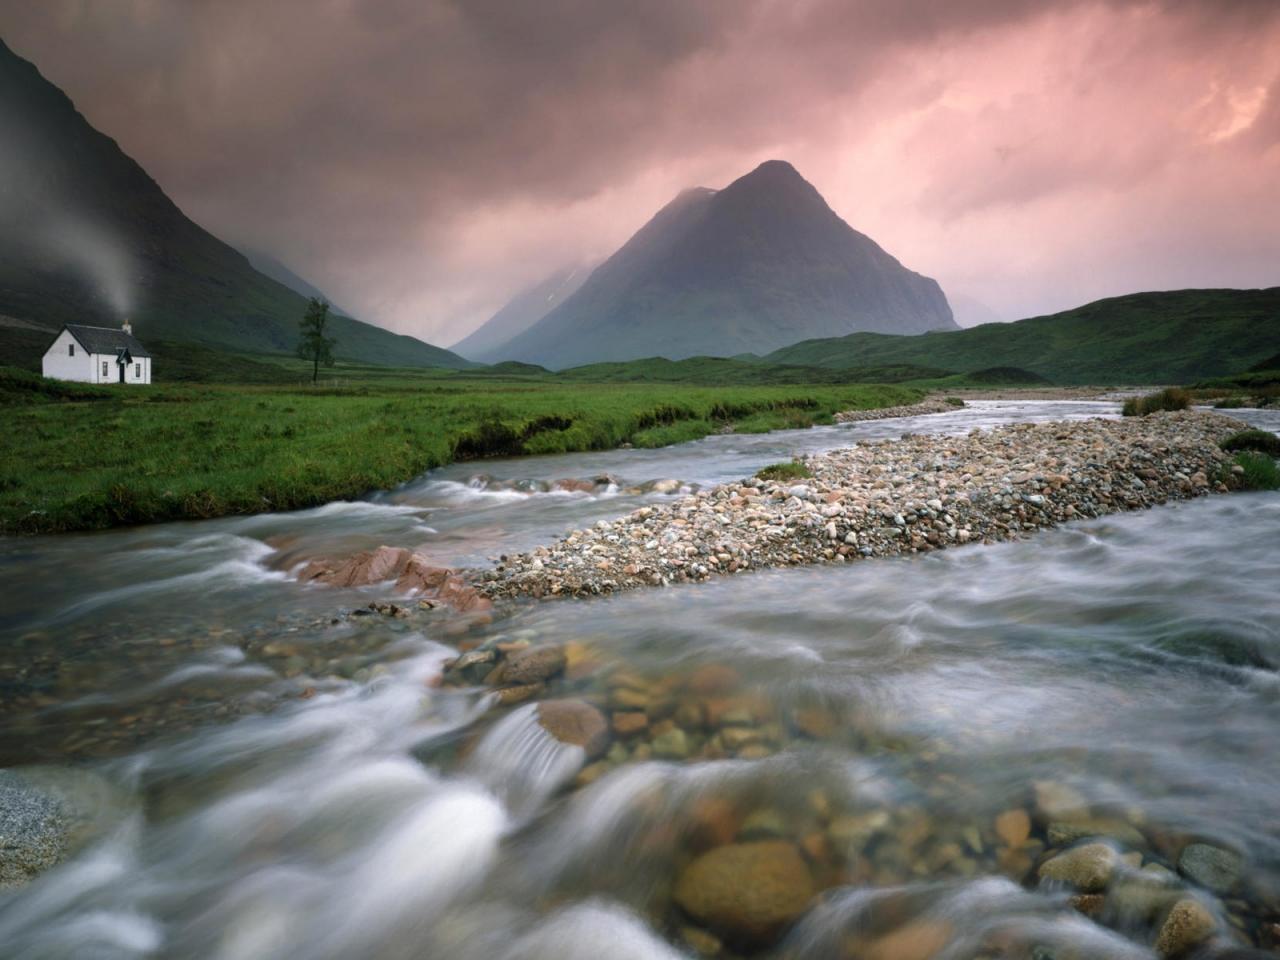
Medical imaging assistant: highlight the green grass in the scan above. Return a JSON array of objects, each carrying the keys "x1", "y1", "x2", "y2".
[
  {"x1": 0, "y1": 370, "x2": 918, "y2": 534},
  {"x1": 1121, "y1": 388, "x2": 1191, "y2": 417},
  {"x1": 1221, "y1": 429, "x2": 1280, "y2": 457},
  {"x1": 755, "y1": 460, "x2": 813, "y2": 482},
  {"x1": 765, "y1": 288, "x2": 1280, "y2": 384},
  {"x1": 1228, "y1": 452, "x2": 1280, "y2": 491}
]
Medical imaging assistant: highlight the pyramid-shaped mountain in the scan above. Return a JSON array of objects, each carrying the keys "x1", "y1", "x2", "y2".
[
  {"x1": 489, "y1": 160, "x2": 956, "y2": 368},
  {"x1": 0, "y1": 38, "x2": 469, "y2": 369}
]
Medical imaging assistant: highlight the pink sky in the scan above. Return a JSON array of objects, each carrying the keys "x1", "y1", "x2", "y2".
[{"x1": 1, "y1": 0, "x2": 1277, "y2": 343}]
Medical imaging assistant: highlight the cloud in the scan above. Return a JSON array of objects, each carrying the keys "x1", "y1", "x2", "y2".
[{"x1": 0, "y1": 0, "x2": 1277, "y2": 343}]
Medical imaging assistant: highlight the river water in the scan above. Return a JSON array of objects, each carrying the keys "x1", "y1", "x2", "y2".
[{"x1": 0, "y1": 401, "x2": 1277, "y2": 959}]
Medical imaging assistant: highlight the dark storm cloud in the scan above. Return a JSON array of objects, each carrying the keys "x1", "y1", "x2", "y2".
[{"x1": 0, "y1": 0, "x2": 1277, "y2": 341}]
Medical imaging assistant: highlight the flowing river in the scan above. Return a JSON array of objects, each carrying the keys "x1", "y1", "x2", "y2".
[{"x1": 1, "y1": 401, "x2": 1277, "y2": 959}]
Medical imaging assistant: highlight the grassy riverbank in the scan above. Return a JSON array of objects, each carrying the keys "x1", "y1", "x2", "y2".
[{"x1": 0, "y1": 367, "x2": 919, "y2": 534}]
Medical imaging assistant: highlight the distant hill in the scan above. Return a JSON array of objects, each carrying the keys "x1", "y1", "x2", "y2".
[
  {"x1": 240, "y1": 247, "x2": 350, "y2": 317},
  {"x1": 0, "y1": 38, "x2": 471, "y2": 370},
  {"x1": 452, "y1": 262, "x2": 594, "y2": 362},
  {"x1": 766, "y1": 288, "x2": 1280, "y2": 384},
  {"x1": 948, "y1": 293, "x2": 1006, "y2": 328},
  {"x1": 492, "y1": 160, "x2": 956, "y2": 368}
]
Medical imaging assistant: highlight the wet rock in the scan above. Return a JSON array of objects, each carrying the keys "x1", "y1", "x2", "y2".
[
  {"x1": 1155, "y1": 898, "x2": 1217, "y2": 957},
  {"x1": 298, "y1": 544, "x2": 410, "y2": 587},
  {"x1": 0, "y1": 773, "x2": 67, "y2": 889},
  {"x1": 1038, "y1": 842, "x2": 1119, "y2": 892},
  {"x1": 1034, "y1": 781, "x2": 1089, "y2": 821},
  {"x1": 494, "y1": 645, "x2": 567, "y2": 686},
  {"x1": 1069, "y1": 893, "x2": 1105, "y2": 917},
  {"x1": 1048, "y1": 817, "x2": 1144, "y2": 848},
  {"x1": 536, "y1": 700, "x2": 609, "y2": 759},
  {"x1": 1109, "y1": 875, "x2": 1183, "y2": 922},
  {"x1": 298, "y1": 546, "x2": 492, "y2": 616},
  {"x1": 738, "y1": 809, "x2": 788, "y2": 841},
  {"x1": 681, "y1": 925, "x2": 723, "y2": 957},
  {"x1": 652, "y1": 728, "x2": 690, "y2": 760},
  {"x1": 0, "y1": 766, "x2": 127, "y2": 890},
  {"x1": 673, "y1": 841, "x2": 815, "y2": 942},
  {"x1": 493, "y1": 683, "x2": 544, "y2": 706},
  {"x1": 1178, "y1": 843, "x2": 1242, "y2": 894},
  {"x1": 860, "y1": 920, "x2": 954, "y2": 960},
  {"x1": 611, "y1": 712, "x2": 648, "y2": 737},
  {"x1": 995, "y1": 808, "x2": 1031, "y2": 848}
]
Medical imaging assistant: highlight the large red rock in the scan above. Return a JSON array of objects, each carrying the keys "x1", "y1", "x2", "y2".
[{"x1": 294, "y1": 545, "x2": 491, "y2": 616}]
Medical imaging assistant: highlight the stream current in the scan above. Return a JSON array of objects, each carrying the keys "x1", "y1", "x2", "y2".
[{"x1": 0, "y1": 401, "x2": 1277, "y2": 959}]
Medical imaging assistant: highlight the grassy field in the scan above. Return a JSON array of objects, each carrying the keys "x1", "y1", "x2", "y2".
[{"x1": 0, "y1": 367, "x2": 919, "y2": 534}]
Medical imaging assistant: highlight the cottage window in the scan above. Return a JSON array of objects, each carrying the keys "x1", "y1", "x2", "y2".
[
  {"x1": 102, "y1": 361, "x2": 108, "y2": 377},
  {"x1": 135, "y1": 363, "x2": 141, "y2": 377},
  {"x1": 68, "y1": 343, "x2": 75, "y2": 356}
]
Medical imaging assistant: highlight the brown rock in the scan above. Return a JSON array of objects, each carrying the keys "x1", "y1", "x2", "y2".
[
  {"x1": 1038, "y1": 842, "x2": 1119, "y2": 892},
  {"x1": 686, "y1": 663, "x2": 742, "y2": 695},
  {"x1": 673, "y1": 841, "x2": 815, "y2": 942},
  {"x1": 1155, "y1": 898, "x2": 1216, "y2": 957},
  {"x1": 994, "y1": 808, "x2": 1031, "y2": 848},
  {"x1": 496, "y1": 645, "x2": 567, "y2": 685},
  {"x1": 612, "y1": 712, "x2": 649, "y2": 737},
  {"x1": 687, "y1": 796, "x2": 741, "y2": 850},
  {"x1": 299, "y1": 545, "x2": 411, "y2": 587},
  {"x1": 537, "y1": 699, "x2": 609, "y2": 759},
  {"x1": 1070, "y1": 893, "x2": 1105, "y2": 917},
  {"x1": 861, "y1": 920, "x2": 953, "y2": 960},
  {"x1": 493, "y1": 683, "x2": 543, "y2": 706}
]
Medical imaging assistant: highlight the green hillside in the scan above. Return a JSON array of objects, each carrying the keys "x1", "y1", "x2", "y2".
[
  {"x1": 0, "y1": 38, "x2": 471, "y2": 371},
  {"x1": 766, "y1": 288, "x2": 1280, "y2": 384}
]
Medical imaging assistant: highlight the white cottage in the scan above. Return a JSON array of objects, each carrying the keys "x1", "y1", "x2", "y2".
[{"x1": 42, "y1": 321, "x2": 152, "y2": 384}]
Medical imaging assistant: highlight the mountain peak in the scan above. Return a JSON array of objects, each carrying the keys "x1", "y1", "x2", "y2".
[
  {"x1": 486, "y1": 159, "x2": 955, "y2": 368},
  {"x1": 746, "y1": 159, "x2": 803, "y2": 179}
]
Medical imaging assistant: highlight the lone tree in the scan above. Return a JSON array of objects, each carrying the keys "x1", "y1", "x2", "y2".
[{"x1": 297, "y1": 297, "x2": 337, "y2": 383}]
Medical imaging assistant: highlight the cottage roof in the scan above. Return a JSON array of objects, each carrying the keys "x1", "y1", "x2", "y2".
[{"x1": 62, "y1": 324, "x2": 151, "y2": 358}]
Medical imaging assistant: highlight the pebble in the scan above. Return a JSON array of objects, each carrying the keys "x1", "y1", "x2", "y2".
[
  {"x1": 1038, "y1": 842, "x2": 1120, "y2": 892},
  {"x1": 1178, "y1": 843, "x2": 1243, "y2": 894},
  {"x1": 1155, "y1": 898, "x2": 1218, "y2": 957}
]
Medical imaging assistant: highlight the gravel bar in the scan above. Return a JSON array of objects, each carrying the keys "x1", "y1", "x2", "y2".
[{"x1": 477, "y1": 411, "x2": 1245, "y2": 601}]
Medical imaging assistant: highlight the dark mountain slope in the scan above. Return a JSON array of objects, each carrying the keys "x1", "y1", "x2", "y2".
[{"x1": 0, "y1": 38, "x2": 469, "y2": 369}]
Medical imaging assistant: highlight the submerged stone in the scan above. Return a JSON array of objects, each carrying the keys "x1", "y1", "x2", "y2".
[
  {"x1": 673, "y1": 841, "x2": 815, "y2": 942},
  {"x1": 1155, "y1": 898, "x2": 1217, "y2": 957},
  {"x1": 1178, "y1": 843, "x2": 1242, "y2": 894},
  {"x1": 1038, "y1": 842, "x2": 1119, "y2": 892},
  {"x1": 536, "y1": 699, "x2": 609, "y2": 759}
]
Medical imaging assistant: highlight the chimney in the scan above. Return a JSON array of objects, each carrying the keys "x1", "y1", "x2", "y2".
[{"x1": 122, "y1": 319, "x2": 132, "y2": 336}]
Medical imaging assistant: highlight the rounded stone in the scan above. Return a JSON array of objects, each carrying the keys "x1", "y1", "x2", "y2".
[
  {"x1": 1155, "y1": 898, "x2": 1216, "y2": 957},
  {"x1": 536, "y1": 699, "x2": 609, "y2": 759},
  {"x1": 995, "y1": 808, "x2": 1031, "y2": 848},
  {"x1": 1038, "y1": 842, "x2": 1119, "y2": 892},
  {"x1": 499, "y1": 644, "x2": 567, "y2": 685},
  {"x1": 673, "y1": 841, "x2": 815, "y2": 942},
  {"x1": 1177, "y1": 843, "x2": 1242, "y2": 894}
]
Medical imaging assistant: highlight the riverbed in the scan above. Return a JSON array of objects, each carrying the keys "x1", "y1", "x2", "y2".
[{"x1": 0, "y1": 401, "x2": 1277, "y2": 959}]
